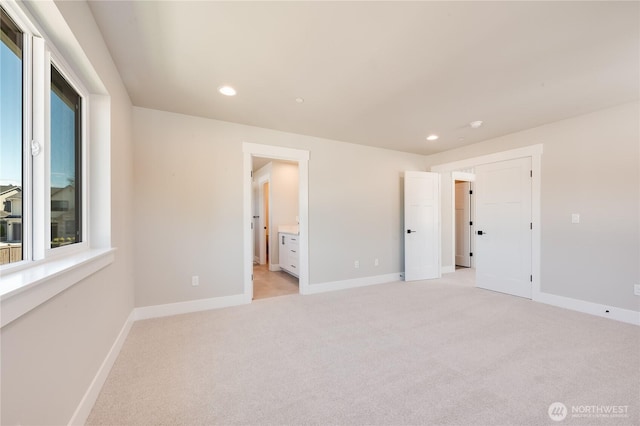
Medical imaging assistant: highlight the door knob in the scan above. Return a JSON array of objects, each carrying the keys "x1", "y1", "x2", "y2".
[
  {"x1": 407, "y1": 229, "x2": 416, "y2": 234},
  {"x1": 477, "y1": 230, "x2": 486, "y2": 235}
]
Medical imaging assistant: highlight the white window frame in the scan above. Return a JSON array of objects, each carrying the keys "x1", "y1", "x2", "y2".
[
  {"x1": 0, "y1": 0, "x2": 114, "y2": 328},
  {"x1": 45, "y1": 51, "x2": 90, "y2": 258},
  {"x1": 0, "y1": 1, "x2": 34, "y2": 269}
]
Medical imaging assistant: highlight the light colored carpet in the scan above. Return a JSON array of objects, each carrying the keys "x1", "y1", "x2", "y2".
[{"x1": 87, "y1": 269, "x2": 640, "y2": 425}]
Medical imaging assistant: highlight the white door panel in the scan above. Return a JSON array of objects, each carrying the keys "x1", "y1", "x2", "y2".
[
  {"x1": 475, "y1": 158, "x2": 531, "y2": 298},
  {"x1": 404, "y1": 171, "x2": 440, "y2": 281},
  {"x1": 253, "y1": 183, "x2": 259, "y2": 260}
]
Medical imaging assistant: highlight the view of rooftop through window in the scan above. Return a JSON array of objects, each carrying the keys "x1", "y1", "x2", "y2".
[{"x1": 1, "y1": 7, "x2": 23, "y2": 264}]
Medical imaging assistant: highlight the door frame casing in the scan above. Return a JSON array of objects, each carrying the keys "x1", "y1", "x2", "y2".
[
  {"x1": 243, "y1": 143, "x2": 310, "y2": 301},
  {"x1": 430, "y1": 144, "x2": 542, "y2": 299}
]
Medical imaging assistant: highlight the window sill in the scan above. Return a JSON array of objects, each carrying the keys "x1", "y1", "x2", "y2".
[{"x1": 1, "y1": 248, "x2": 115, "y2": 328}]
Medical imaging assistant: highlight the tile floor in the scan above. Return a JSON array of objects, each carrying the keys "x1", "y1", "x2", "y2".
[{"x1": 253, "y1": 263, "x2": 299, "y2": 299}]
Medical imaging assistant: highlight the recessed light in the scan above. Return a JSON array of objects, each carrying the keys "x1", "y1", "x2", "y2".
[
  {"x1": 470, "y1": 120, "x2": 483, "y2": 129},
  {"x1": 218, "y1": 85, "x2": 237, "y2": 96},
  {"x1": 295, "y1": 97, "x2": 304, "y2": 103},
  {"x1": 426, "y1": 134, "x2": 439, "y2": 141}
]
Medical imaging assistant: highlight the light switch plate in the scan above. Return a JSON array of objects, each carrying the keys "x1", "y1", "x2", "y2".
[{"x1": 571, "y1": 213, "x2": 580, "y2": 224}]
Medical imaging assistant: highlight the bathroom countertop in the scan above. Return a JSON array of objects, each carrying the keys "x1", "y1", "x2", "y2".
[{"x1": 278, "y1": 225, "x2": 299, "y2": 234}]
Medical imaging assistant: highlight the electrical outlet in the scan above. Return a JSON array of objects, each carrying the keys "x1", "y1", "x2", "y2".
[
  {"x1": 571, "y1": 213, "x2": 580, "y2": 224},
  {"x1": 191, "y1": 275, "x2": 199, "y2": 286},
  {"x1": 354, "y1": 260, "x2": 359, "y2": 269},
  {"x1": 634, "y1": 284, "x2": 640, "y2": 296},
  {"x1": 374, "y1": 258, "x2": 379, "y2": 266}
]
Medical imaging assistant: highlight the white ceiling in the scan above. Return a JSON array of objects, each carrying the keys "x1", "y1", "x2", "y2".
[{"x1": 88, "y1": 1, "x2": 639, "y2": 155}]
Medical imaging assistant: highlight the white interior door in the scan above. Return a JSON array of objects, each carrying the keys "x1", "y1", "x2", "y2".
[
  {"x1": 475, "y1": 157, "x2": 532, "y2": 298},
  {"x1": 252, "y1": 182, "x2": 260, "y2": 262},
  {"x1": 404, "y1": 171, "x2": 440, "y2": 281},
  {"x1": 455, "y1": 181, "x2": 471, "y2": 267},
  {"x1": 257, "y1": 177, "x2": 269, "y2": 265},
  {"x1": 262, "y1": 181, "x2": 269, "y2": 265}
]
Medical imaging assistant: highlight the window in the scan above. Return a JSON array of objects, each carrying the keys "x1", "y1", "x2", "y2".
[
  {"x1": 0, "y1": 7, "x2": 23, "y2": 264},
  {"x1": 0, "y1": 0, "x2": 113, "y2": 328},
  {"x1": 1, "y1": 3, "x2": 90, "y2": 269},
  {"x1": 50, "y1": 66, "x2": 82, "y2": 248}
]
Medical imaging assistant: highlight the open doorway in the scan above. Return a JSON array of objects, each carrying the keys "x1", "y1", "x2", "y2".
[
  {"x1": 454, "y1": 180, "x2": 472, "y2": 269},
  {"x1": 452, "y1": 171, "x2": 475, "y2": 271},
  {"x1": 243, "y1": 143, "x2": 310, "y2": 300},
  {"x1": 435, "y1": 146, "x2": 541, "y2": 301},
  {"x1": 252, "y1": 158, "x2": 299, "y2": 299}
]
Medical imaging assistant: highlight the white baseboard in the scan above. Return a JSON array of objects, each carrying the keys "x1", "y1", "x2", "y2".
[
  {"x1": 268, "y1": 264, "x2": 281, "y2": 272},
  {"x1": 134, "y1": 294, "x2": 249, "y2": 321},
  {"x1": 535, "y1": 291, "x2": 640, "y2": 326},
  {"x1": 253, "y1": 256, "x2": 259, "y2": 263},
  {"x1": 305, "y1": 273, "x2": 402, "y2": 295},
  {"x1": 68, "y1": 310, "x2": 135, "y2": 426}
]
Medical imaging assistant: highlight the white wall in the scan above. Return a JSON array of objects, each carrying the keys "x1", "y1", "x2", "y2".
[
  {"x1": 133, "y1": 107, "x2": 426, "y2": 307},
  {"x1": 426, "y1": 101, "x2": 640, "y2": 312},
  {"x1": 0, "y1": 1, "x2": 135, "y2": 425},
  {"x1": 270, "y1": 161, "x2": 299, "y2": 267}
]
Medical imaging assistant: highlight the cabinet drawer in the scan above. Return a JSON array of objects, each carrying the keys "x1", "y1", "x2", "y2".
[
  {"x1": 278, "y1": 232, "x2": 300, "y2": 277},
  {"x1": 289, "y1": 256, "x2": 299, "y2": 270}
]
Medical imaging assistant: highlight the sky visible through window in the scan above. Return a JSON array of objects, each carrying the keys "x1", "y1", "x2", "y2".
[
  {"x1": 0, "y1": 37, "x2": 22, "y2": 187},
  {"x1": 0, "y1": 39, "x2": 77, "y2": 189}
]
